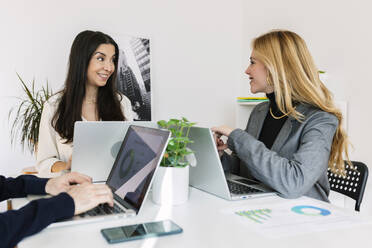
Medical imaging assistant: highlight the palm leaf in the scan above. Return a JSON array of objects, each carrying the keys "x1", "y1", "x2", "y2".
[{"x1": 9, "y1": 73, "x2": 53, "y2": 154}]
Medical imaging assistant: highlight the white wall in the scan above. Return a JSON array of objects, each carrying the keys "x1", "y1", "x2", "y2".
[
  {"x1": 241, "y1": 0, "x2": 372, "y2": 212},
  {"x1": 0, "y1": 0, "x2": 243, "y2": 175}
]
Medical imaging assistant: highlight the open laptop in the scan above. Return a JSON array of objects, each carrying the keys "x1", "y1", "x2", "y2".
[
  {"x1": 188, "y1": 127, "x2": 276, "y2": 200},
  {"x1": 51, "y1": 125, "x2": 170, "y2": 228},
  {"x1": 72, "y1": 121, "x2": 158, "y2": 182}
]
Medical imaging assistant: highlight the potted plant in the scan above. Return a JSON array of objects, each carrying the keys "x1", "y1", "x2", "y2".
[
  {"x1": 152, "y1": 117, "x2": 196, "y2": 205},
  {"x1": 8, "y1": 73, "x2": 53, "y2": 155}
]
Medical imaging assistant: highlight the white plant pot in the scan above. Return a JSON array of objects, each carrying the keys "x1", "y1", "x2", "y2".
[{"x1": 152, "y1": 166, "x2": 189, "y2": 205}]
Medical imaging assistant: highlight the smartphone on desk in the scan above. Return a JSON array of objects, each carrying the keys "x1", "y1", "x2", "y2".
[{"x1": 101, "y1": 220, "x2": 183, "y2": 244}]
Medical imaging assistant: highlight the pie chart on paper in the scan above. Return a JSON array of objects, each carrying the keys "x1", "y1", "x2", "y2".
[{"x1": 291, "y1": 205, "x2": 331, "y2": 216}]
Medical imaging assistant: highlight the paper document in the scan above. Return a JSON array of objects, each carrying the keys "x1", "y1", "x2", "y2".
[{"x1": 222, "y1": 197, "x2": 372, "y2": 238}]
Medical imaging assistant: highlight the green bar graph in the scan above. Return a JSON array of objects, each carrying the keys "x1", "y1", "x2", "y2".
[{"x1": 235, "y1": 209, "x2": 272, "y2": 224}]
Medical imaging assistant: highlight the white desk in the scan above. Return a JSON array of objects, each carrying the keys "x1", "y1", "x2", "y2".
[{"x1": 14, "y1": 187, "x2": 372, "y2": 248}]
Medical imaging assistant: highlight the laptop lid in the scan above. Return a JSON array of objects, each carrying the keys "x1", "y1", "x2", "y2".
[
  {"x1": 105, "y1": 125, "x2": 170, "y2": 214},
  {"x1": 72, "y1": 121, "x2": 158, "y2": 182},
  {"x1": 188, "y1": 127, "x2": 232, "y2": 200},
  {"x1": 188, "y1": 127, "x2": 275, "y2": 200}
]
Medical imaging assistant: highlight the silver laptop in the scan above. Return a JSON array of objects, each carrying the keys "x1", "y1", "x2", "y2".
[
  {"x1": 72, "y1": 121, "x2": 158, "y2": 182},
  {"x1": 51, "y1": 125, "x2": 170, "y2": 228},
  {"x1": 188, "y1": 127, "x2": 276, "y2": 200}
]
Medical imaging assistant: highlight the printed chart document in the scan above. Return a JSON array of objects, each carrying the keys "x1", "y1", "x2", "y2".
[{"x1": 221, "y1": 197, "x2": 372, "y2": 238}]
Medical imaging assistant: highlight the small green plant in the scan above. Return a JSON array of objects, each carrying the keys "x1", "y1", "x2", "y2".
[
  {"x1": 8, "y1": 73, "x2": 53, "y2": 154},
  {"x1": 157, "y1": 117, "x2": 196, "y2": 168}
]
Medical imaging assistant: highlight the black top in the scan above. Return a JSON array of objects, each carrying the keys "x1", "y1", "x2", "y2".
[
  {"x1": 258, "y1": 92, "x2": 288, "y2": 149},
  {"x1": 0, "y1": 175, "x2": 75, "y2": 248}
]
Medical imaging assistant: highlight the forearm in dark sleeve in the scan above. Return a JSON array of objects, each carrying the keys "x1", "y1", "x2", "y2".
[
  {"x1": 0, "y1": 192, "x2": 74, "y2": 248},
  {"x1": 0, "y1": 175, "x2": 48, "y2": 201}
]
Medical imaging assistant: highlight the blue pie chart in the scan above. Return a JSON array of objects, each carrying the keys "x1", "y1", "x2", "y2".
[{"x1": 291, "y1": 205, "x2": 331, "y2": 216}]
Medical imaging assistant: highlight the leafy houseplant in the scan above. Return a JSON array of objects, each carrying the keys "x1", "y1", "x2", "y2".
[
  {"x1": 152, "y1": 117, "x2": 196, "y2": 205},
  {"x1": 157, "y1": 117, "x2": 196, "y2": 167},
  {"x1": 9, "y1": 73, "x2": 53, "y2": 154}
]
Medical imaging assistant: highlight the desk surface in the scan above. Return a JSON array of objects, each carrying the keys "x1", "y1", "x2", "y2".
[{"x1": 15, "y1": 187, "x2": 372, "y2": 248}]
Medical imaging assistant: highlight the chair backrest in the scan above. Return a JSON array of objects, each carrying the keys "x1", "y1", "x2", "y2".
[{"x1": 327, "y1": 161, "x2": 369, "y2": 211}]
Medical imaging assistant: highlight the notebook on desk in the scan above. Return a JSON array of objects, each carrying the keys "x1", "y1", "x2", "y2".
[
  {"x1": 71, "y1": 121, "x2": 158, "y2": 182},
  {"x1": 50, "y1": 125, "x2": 170, "y2": 228},
  {"x1": 188, "y1": 127, "x2": 276, "y2": 200}
]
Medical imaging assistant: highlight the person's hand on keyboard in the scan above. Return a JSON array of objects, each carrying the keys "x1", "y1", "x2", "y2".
[
  {"x1": 67, "y1": 183, "x2": 114, "y2": 215},
  {"x1": 45, "y1": 171, "x2": 92, "y2": 196}
]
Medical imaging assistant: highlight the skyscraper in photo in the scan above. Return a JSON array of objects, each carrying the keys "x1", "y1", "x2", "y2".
[{"x1": 130, "y1": 38, "x2": 150, "y2": 92}]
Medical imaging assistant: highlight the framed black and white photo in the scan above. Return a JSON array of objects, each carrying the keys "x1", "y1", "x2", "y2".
[{"x1": 113, "y1": 34, "x2": 151, "y2": 121}]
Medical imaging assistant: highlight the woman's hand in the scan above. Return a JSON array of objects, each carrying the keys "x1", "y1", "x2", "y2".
[
  {"x1": 211, "y1": 125, "x2": 234, "y2": 137},
  {"x1": 213, "y1": 133, "x2": 228, "y2": 157},
  {"x1": 51, "y1": 156, "x2": 72, "y2": 173},
  {"x1": 212, "y1": 125, "x2": 234, "y2": 157}
]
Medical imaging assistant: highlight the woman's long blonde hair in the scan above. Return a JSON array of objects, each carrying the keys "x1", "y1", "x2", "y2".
[{"x1": 252, "y1": 30, "x2": 350, "y2": 175}]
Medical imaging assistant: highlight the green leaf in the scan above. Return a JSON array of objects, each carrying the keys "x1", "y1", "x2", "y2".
[
  {"x1": 157, "y1": 120, "x2": 167, "y2": 127},
  {"x1": 169, "y1": 118, "x2": 180, "y2": 123},
  {"x1": 167, "y1": 119, "x2": 178, "y2": 126},
  {"x1": 168, "y1": 140, "x2": 175, "y2": 146},
  {"x1": 166, "y1": 145, "x2": 177, "y2": 152},
  {"x1": 169, "y1": 128, "x2": 178, "y2": 136}
]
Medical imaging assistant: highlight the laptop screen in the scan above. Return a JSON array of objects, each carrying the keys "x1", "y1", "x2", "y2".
[{"x1": 106, "y1": 125, "x2": 170, "y2": 212}]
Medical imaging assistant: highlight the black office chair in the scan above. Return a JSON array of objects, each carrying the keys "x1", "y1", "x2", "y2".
[{"x1": 327, "y1": 161, "x2": 369, "y2": 211}]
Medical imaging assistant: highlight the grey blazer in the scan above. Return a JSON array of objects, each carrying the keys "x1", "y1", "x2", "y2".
[{"x1": 222, "y1": 101, "x2": 338, "y2": 202}]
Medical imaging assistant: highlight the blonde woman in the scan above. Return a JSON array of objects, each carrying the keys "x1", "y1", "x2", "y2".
[{"x1": 212, "y1": 30, "x2": 350, "y2": 202}]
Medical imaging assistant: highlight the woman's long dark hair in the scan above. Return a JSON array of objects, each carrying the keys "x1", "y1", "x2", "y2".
[{"x1": 53, "y1": 30, "x2": 125, "y2": 143}]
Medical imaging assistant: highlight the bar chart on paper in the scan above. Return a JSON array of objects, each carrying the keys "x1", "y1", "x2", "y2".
[{"x1": 235, "y1": 209, "x2": 272, "y2": 224}]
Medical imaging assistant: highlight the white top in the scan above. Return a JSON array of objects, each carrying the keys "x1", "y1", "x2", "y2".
[{"x1": 35, "y1": 93, "x2": 134, "y2": 177}]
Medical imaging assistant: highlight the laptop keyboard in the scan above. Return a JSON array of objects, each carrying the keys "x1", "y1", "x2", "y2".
[
  {"x1": 227, "y1": 181, "x2": 263, "y2": 194},
  {"x1": 79, "y1": 203, "x2": 125, "y2": 217}
]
